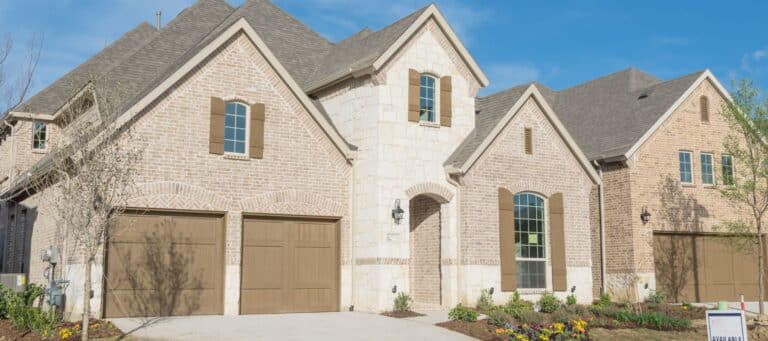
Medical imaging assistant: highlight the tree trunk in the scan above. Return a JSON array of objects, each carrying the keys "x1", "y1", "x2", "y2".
[
  {"x1": 82, "y1": 256, "x2": 92, "y2": 341},
  {"x1": 759, "y1": 228, "x2": 765, "y2": 319}
]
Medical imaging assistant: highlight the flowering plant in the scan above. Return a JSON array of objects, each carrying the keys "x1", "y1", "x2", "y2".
[{"x1": 496, "y1": 319, "x2": 590, "y2": 341}]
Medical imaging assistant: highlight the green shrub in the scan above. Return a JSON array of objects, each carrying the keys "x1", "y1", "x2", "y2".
[
  {"x1": 597, "y1": 293, "x2": 611, "y2": 307},
  {"x1": 393, "y1": 292, "x2": 412, "y2": 312},
  {"x1": 476, "y1": 288, "x2": 494, "y2": 312},
  {"x1": 646, "y1": 291, "x2": 666, "y2": 304},
  {"x1": 566, "y1": 294, "x2": 577, "y2": 306},
  {"x1": 448, "y1": 304, "x2": 478, "y2": 322},
  {"x1": 598, "y1": 307, "x2": 691, "y2": 331},
  {"x1": 22, "y1": 283, "x2": 43, "y2": 306},
  {"x1": 487, "y1": 307, "x2": 510, "y2": 327},
  {"x1": 563, "y1": 303, "x2": 590, "y2": 317},
  {"x1": 551, "y1": 308, "x2": 576, "y2": 324},
  {"x1": 537, "y1": 292, "x2": 561, "y2": 313},
  {"x1": 0, "y1": 284, "x2": 60, "y2": 336},
  {"x1": 516, "y1": 310, "x2": 545, "y2": 325},
  {"x1": 504, "y1": 291, "x2": 534, "y2": 319}
]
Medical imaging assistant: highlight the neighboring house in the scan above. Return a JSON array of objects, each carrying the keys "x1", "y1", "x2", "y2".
[
  {"x1": 545, "y1": 68, "x2": 765, "y2": 303},
  {"x1": 0, "y1": 0, "x2": 599, "y2": 318}
]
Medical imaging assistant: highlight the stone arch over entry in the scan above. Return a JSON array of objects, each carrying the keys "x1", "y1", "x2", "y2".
[
  {"x1": 409, "y1": 194, "x2": 443, "y2": 307},
  {"x1": 405, "y1": 182, "x2": 454, "y2": 204}
]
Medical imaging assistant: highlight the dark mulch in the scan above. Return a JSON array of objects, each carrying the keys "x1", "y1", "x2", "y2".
[
  {"x1": 0, "y1": 319, "x2": 46, "y2": 340},
  {"x1": 0, "y1": 318, "x2": 123, "y2": 341},
  {"x1": 380, "y1": 310, "x2": 426, "y2": 318},
  {"x1": 644, "y1": 303, "x2": 706, "y2": 320},
  {"x1": 436, "y1": 320, "x2": 506, "y2": 341}
]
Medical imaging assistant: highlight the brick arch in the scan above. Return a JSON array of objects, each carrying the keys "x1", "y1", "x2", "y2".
[
  {"x1": 500, "y1": 181, "x2": 561, "y2": 199},
  {"x1": 239, "y1": 190, "x2": 345, "y2": 217},
  {"x1": 127, "y1": 181, "x2": 236, "y2": 211},
  {"x1": 405, "y1": 182, "x2": 454, "y2": 204}
]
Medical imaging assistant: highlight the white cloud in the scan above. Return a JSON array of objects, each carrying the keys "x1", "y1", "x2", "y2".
[
  {"x1": 482, "y1": 63, "x2": 541, "y2": 95},
  {"x1": 754, "y1": 49, "x2": 768, "y2": 61}
]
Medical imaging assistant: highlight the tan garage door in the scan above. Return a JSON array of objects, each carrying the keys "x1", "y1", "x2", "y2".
[
  {"x1": 104, "y1": 211, "x2": 225, "y2": 318},
  {"x1": 654, "y1": 233, "x2": 767, "y2": 302},
  {"x1": 241, "y1": 217, "x2": 339, "y2": 314}
]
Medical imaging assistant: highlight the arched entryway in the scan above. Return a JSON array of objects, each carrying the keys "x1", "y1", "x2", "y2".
[{"x1": 409, "y1": 194, "x2": 442, "y2": 306}]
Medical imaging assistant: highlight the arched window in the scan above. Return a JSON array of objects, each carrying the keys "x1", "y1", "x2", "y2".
[
  {"x1": 419, "y1": 74, "x2": 437, "y2": 122},
  {"x1": 514, "y1": 192, "x2": 546, "y2": 289},
  {"x1": 700, "y1": 96, "x2": 709, "y2": 122},
  {"x1": 224, "y1": 101, "x2": 248, "y2": 154}
]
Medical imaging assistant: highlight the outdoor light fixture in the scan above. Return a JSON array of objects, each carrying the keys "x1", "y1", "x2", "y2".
[
  {"x1": 392, "y1": 199, "x2": 405, "y2": 224},
  {"x1": 571, "y1": 286, "x2": 576, "y2": 293},
  {"x1": 640, "y1": 207, "x2": 651, "y2": 225},
  {"x1": 392, "y1": 285, "x2": 397, "y2": 294},
  {"x1": 489, "y1": 287, "x2": 495, "y2": 295}
]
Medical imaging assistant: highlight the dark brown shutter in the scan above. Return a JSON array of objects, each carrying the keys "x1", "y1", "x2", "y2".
[
  {"x1": 524, "y1": 128, "x2": 533, "y2": 154},
  {"x1": 440, "y1": 76, "x2": 452, "y2": 127},
  {"x1": 550, "y1": 193, "x2": 567, "y2": 291},
  {"x1": 408, "y1": 69, "x2": 420, "y2": 122},
  {"x1": 209, "y1": 97, "x2": 225, "y2": 155},
  {"x1": 499, "y1": 188, "x2": 516, "y2": 291},
  {"x1": 700, "y1": 96, "x2": 709, "y2": 122},
  {"x1": 250, "y1": 103, "x2": 265, "y2": 159}
]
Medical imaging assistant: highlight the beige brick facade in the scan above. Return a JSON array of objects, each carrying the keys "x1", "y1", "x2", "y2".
[
  {"x1": 409, "y1": 195, "x2": 442, "y2": 306},
  {"x1": 458, "y1": 97, "x2": 596, "y2": 303}
]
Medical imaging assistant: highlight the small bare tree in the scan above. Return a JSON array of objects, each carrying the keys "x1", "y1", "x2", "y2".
[
  {"x1": 719, "y1": 79, "x2": 768, "y2": 320},
  {"x1": 0, "y1": 33, "x2": 42, "y2": 115},
  {"x1": 31, "y1": 75, "x2": 143, "y2": 340}
]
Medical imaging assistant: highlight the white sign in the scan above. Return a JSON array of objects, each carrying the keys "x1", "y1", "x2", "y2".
[{"x1": 706, "y1": 310, "x2": 748, "y2": 341}]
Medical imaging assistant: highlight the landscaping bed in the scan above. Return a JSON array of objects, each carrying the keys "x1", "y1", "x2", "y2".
[{"x1": 380, "y1": 310, "x2": 425, "y2": 318}]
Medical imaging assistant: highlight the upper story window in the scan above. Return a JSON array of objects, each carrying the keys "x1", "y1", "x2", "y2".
[
  {"x1": 700, "y1": 96, "x2": 710, "y2": 122},
  {"x1": 700, "y1": 153, "x2": 714, "y2": 185},
  {"x1": 419, "y1": 74, "x2": 437, "y2": 123},
  {"x1": 722, "y1": 154, "x2": 734, "y2": 185},
  {"x1": 679, "y1": 151, "x2": 693, "y2": 184},
  {"x1": 32, "y1": 121, "x2": 47, "y2": 150},
  {"x1": 224, "y1": 102, "x2": 248, "y2": 154},
  {"x1": 514, "y1": 192, "x2": 546, "y2": 289}
]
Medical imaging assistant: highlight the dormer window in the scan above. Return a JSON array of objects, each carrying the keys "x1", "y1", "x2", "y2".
[
  {"x1": 419, "y1": 74, "x2": 437, "y2": 123},
  {"x1": 700, "y1": 96, "x2": 709, "y2": 122},
  {"x1": 32, "y1": 121, "x2": 47, "y2": 150}
]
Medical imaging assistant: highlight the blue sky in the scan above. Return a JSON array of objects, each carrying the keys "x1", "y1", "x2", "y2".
[{"x1": 1, "y1": 0, "x2": 766, "y2": 97}]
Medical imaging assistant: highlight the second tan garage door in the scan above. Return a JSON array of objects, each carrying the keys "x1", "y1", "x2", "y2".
[
  {"x1": 241, "y1": 217, "x2": 339, "y2": 314},
  {"x1": 103, "y1": 211, "x2": 225, "y2": 318},
  {"x1": 654, "y1": 232, "x2": 767, "y2": 302}
]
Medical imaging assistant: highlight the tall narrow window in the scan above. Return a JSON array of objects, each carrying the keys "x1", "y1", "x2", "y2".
[
  {"x1": 701, "y1": 153, "x2": 714, "y2": 185},
  {"x1": 524, "y1": 128, "x2": 533, "y2": 154},
  {"x1": 722, "y1": 154, "x2": 734, "y2": 185},
  {"x1": 32, "y1": 121, "x2": 47, "y2": 150},
  {"x1": 679, "y1": 151, "x2": 693, "y2": 184},
  {"x1": 514, "y1": 192, "x2": 546, "y2": 289},
  {"x1": 224, "y1": 102, "x2": 248, "y2": 154},
  {"x1": 700, "y1": 96, "x2": 709, "y2": 122},
  {"x1": 419, "y1": 74, "x2": 437, "y2": 122}
]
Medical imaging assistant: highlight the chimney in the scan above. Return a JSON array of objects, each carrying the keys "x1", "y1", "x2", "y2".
[{"x1": 155, "y1": 11, "x2": 162, "y2": 30}]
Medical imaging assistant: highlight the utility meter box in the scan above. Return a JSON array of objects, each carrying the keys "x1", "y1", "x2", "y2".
[{"x1": 0, "y1": 273, "x2": 26, "y2": 293}]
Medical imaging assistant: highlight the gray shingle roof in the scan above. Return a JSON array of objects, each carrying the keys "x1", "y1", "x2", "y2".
[
  {"x1": 551, "y1": 68, "x2": 704, "y2": 160},
  {"x1": 445, "y1": 83, "x2": 532, "y2": 168},
  {"x1": 17, "y1": 22, "x2": 159, "y2": 115}
]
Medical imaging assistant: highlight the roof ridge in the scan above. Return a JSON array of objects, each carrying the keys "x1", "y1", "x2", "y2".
[
  {"x1": 478, "y1": 82, "x2": 533, "y2": 100},
  {"x1": 635, "y1": 69, "x2": 706, "y2": 93},
  {"x1": 248, "y1": 0, "x2": 332, "y2": 46},
  {"x1": 557, "y1": 67, "x2": 659, "y2": 93}
]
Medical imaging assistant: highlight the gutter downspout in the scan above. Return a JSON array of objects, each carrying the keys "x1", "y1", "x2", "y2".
[
  {"x1": 2, "y1": 121, "x2": 16, "y2": 188},
  {"x1": 592, "y1": 160, "x2": 607, "y2": 295},
  {"x1": 349, "y1": 159, "x2": 356, "y2": 311}
]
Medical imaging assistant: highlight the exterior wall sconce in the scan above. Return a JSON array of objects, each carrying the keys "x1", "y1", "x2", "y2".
[
  {"x1": 640, "y1": 207, "x2": 651, "y2": 225},
  {"x1": 571, "y1": 286, "x2": 576, "y2": 293},
  {"x1": 392, "y1": 199, "x2": 405, "y2": 224}
]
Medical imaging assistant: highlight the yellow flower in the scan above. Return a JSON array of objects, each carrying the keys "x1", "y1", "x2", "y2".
[
  {"x1": 682, "y1": 305, "x2": 689, "y2": 310},
  {"x1": 538, "y1": 335, "x2": 549, "y2": 341},
  {"x1": 552, "y1": 323, "x2": 565, "y2": 333},
  {"x1": 515, "y1": 334, "x2": 529, "y2": 341},
  {"x1": 59, "y1": 328, "x2": 73, "y2": 340}
]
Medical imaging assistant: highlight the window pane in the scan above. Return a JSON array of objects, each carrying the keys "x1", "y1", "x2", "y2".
[
  {"x1": 224, "y1": 140, "x2": 234, "y2": 152},
  {"x1": 679, "y1": 152, "x2": 692, "y2": 183},
  {"x1": 419, "y1": 74, "x2": 437, "y2": 123},
  {"x1": 516, "y1": 260, "x2": 546, "y2": 289},
  {"x1": 235, "y1": 128, "x2": 245, "y2": 141},
  {"x1": 722, "y1": 155, "x2": 734, "y2": 185},
  {"x1": 701, "y1": 154, "x2": 714, "y2": 184},
  {"x1": 235, "y1": 142, "x2": 245, "y2": 154}
]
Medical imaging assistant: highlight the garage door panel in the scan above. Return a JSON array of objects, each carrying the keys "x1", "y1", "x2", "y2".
[
  {"x1": 242, "y1": 245, "x2": 284, "y2": 289},
  {"x1": 241, "y1": 218, "x2": 338, "y2": 314},
  {"x1": 105, "y1": 212, "x2": 224, "y2": 318}
]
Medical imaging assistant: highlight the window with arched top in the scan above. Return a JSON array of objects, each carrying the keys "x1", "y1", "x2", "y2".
[
  {"x1": 700, "y1": 96, "x2": 709, "y2": 122},
  {"x1": 419, "y1": 74, "x2": 437, "y2": 122},
  {"x1": 224, "y1": 101, "x2": 249, "y2": 154},
  {"x1": 514, "y1": 192, "x2": 546, "y2": 288}
]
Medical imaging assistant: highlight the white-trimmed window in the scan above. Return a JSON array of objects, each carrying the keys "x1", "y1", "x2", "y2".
[
  {"x1": 514, "y1": 192, "x2": 546, "y2": 289},
  {"x1": 419, "y1": 74, "x2": 437, "y2": 122},
  {"x1": 722, "y1": 154, "x2": 734, "y2": 185},
  {"x1": 679, "y1": 151, "x2": 693, "y2": 184},
  {"x1": 700, "y1": 153, "x2": 714, "y2": 185},
  {"x1": 32, "y1": 121, "x2": 47, "y2": 150},
  {"x1": 224, "y1": 101, "x2": 248, "y2": 154}
]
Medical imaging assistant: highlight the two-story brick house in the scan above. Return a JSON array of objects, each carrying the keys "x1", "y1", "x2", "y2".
[{"x1": 0, "y1": 0, "x2": 601, "y2": 318}]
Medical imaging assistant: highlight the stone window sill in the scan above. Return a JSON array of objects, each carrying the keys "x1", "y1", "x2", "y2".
[
  {"x1": 702, "y1": 184, "x2": 716, "y2": 189},
  {"x1": 515, "y1": 288, "x2": 548, "y2": 295},
  {"x1": 32, "y1": 149, "x2": 48, "y2": 154},
  {"x1": 223, "y1": 153, "x2": 250, "y2": 161},
  {"x1": 419, "y1": 121, "x2": 441, "y2": 128},
  {"x1": 681, "y1": 183, "x2": 695, "y2": 188}
]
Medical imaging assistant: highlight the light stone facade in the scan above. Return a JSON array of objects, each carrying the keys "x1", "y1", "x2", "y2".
[{"x1": 458, "y1": 97, "x2": 596, "y2": 304}]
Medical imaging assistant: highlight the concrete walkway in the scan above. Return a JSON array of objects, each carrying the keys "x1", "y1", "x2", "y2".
[{"x1": 111, "y1": 312, "x2": 473, "y2": 341}]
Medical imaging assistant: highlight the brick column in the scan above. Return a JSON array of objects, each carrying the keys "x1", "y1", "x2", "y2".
[{"x1": 224, "y1": 211, "x2": 242, "y2": 315}]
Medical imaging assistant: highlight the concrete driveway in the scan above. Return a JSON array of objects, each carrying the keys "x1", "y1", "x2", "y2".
[{"x1": 111, "y1": 312, "x2": 474, "y2": 341}]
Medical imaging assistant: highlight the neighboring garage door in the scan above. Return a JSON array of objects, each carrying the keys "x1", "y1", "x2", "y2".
[
  {"x1": 241, "y1": 217, "x2": 339, "y2": 314},
  {"x1": 654, "y1": 232, "x2": 767, "y2": 302},
  {"x1": 104, "y1": 211, "x2": 225, "y2": 318}
]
